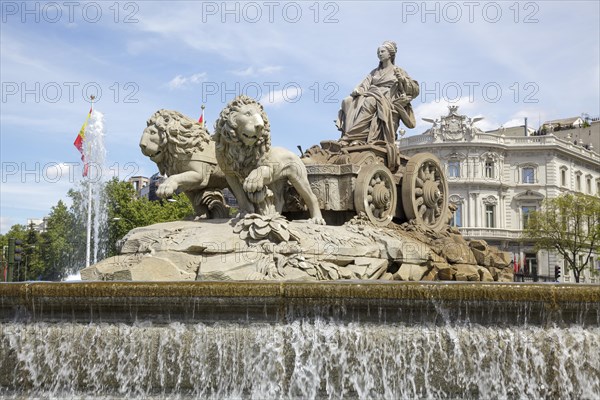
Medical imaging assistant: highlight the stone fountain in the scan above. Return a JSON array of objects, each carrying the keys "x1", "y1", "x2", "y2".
[
  {"x1": 2, "y1": 42, "x2": 598, "y2": 399},
  {"x1": 1, "y1": 281, "x2": 599, "y2": 398}
]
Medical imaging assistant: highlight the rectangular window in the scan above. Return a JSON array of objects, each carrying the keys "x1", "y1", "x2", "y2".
[
  {"x1": 484, "y1": 161, "x2": 495, "y2": 178},
  {"x1": 576, "y1": 175, "x2": 581, "y2": 191},
  {"x1": 450, "y1": 203, "x2": 462, "y2": 227},
  {"x1": 448, "y1": 161, "x2": 460, "y2": 178},
  {"x1": 485, "y1": 205, "x2": 495, "y2": 228},
  {"x1": 522, "y1": 167, "x2": 535, "y2": 183},
  {"x1": 587, "y1": 178, "x2": 592, "y2": 194},
  {"x1": 561, "y1": 169, "x2": 567, "y2": 186},
  {"x1": 522, "y1": 206, "x2": 536, "y2": 229},
  {"x1": 524, "y1": 253, "x2": 538, "y2": 277}
]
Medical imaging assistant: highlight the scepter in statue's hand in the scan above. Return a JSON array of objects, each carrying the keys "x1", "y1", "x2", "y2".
[{"x1": 394, "y1": 68, "x2": 406, "y2": 93}]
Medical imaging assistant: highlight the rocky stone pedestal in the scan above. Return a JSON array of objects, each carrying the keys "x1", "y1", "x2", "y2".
[{"x1": 81, "y1": 218, "x2": 514, "y2": 282}]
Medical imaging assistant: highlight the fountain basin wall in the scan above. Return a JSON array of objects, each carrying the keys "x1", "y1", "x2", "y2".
[{"x1": 1, "y1": 281, "x2": 599, "y2": 399}]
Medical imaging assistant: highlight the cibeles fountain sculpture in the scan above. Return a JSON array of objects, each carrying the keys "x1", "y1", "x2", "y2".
[
  {"x1": 4, "y1": 41, "x2": 599, "y2": 400},
  {"x1": 81, "y1": 41, "x2": 513, "y2": 282}
]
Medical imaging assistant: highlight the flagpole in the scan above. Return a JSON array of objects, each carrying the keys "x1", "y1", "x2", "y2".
[
  {"x1": 85, "y1": 96, "x2": 95, "y2": 268},
  {"x1": 85, "y1": 181, "x2": 92, "y2": 268}
]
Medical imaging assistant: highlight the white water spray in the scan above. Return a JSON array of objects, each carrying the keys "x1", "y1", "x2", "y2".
[{"x1": 82, "y1": 109, "x2": 108, "y2": 266}]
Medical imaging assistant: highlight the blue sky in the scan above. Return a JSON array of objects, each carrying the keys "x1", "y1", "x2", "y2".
[{"x1": 1, "y1": 0, "x2": 599, "y2": 233}]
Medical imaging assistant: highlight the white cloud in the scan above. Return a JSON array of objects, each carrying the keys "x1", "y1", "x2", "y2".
[
  {"x1": 231, "y1": 67, "x2": 255, "y2": 77},
  {"x1": 502, "y1": 118, "x2": 525, "y2": 128},
  {"x1": 167, "y1": 73, "x2": 207, "y2": 90},
  {"x1": 0, "y1": 217, "x2": 14, "y2": 234},
  {"x1": 231, "y1": 65, "x2": 283, "y2": 77},
  {"x1": 260, "y1": 86, "x2": 302, "y2": 107},
  {"x1": 258, "y1": 65, "x2": 283, "y2": 75},
  {"x1": 43, "y1": 162, "x2": 76, "y2": 180}
]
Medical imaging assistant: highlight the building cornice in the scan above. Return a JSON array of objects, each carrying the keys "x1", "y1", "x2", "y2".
[{"x1": 400, "y1": 133, "x2": 600, "y2": 166}]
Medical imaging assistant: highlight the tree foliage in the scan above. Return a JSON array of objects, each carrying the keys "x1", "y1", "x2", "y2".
[
  {"x1": 40, "y1": 200, "x2": 76, "y2": 281},
  {"x1": 524, "y1": 193, "x2": 600, "y2": 282},
  {"x1": 105, "y1": 178, "x2": 194, "y2": 256},
  {"x1": 2, "y1": 178, "x2": 195, "y2": 281}
]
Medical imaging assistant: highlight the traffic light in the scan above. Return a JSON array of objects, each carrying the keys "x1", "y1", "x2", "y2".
[
  {"x1": 6, "y1": 239, "x2": 23, "y2": 282},
  {"x1": 14, "y1": 240, "x2": 23, "y2": 263},
  {"x1": 554, "y1": 265, "x2": 561, "y2": 281}
]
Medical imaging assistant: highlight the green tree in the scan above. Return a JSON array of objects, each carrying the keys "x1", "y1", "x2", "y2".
[
  {"x1": 524, "y1": 193, "x2": 600, "y2": 283},
  {"x1": 0, "y1": 224, "x2": 27, "y2": 281},
  {"x1": 20, "y1": 222, "x2": 44, "y2": 280},
  {"x1": 40, "y1": 200, "x2": 76, "y2": 281},
  {"x1": 105, "y1": 178, "x2": 194, "y2": 256}
]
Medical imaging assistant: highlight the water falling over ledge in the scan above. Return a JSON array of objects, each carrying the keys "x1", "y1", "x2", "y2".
[{"x1": 1, "y1": 281, "x2": 599, "y2": 399}]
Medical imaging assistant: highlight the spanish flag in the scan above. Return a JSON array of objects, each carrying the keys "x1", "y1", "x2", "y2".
[
  {"x1": 198, "y1": 104, "x2": 205, "y2": 127},
  {"x1": 74, "y1": 107, "x2": 92, "y2": 176}
]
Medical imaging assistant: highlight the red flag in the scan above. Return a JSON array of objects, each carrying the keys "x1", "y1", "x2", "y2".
[
  {"x1": 513, "y1": 254, "x2": 519, "y2": 273},
  {"x1": 74, "y1": 107, "x2": 92, "y2": 176},
  {"x1": 198, "y1": 105, "x2": 205, "y2": 126}
]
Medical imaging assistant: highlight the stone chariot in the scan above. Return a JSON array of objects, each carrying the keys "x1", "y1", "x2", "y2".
[{"x1": 285, "y1": 140, "x2": 450, "y2": 231}]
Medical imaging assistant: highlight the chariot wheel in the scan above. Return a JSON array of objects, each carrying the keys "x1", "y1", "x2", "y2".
[
  {"x1": 401, "y1": 153, "x2": 449, "y2": 231},
  {"x1": 354, "y1": 164, "x2": 397, "y2": 227}
]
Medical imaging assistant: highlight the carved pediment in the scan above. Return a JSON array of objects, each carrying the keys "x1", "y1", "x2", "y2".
[
  {"x1": 422, "y1": 105, "x2": 485, "y2": 141},
  {"x1": 513, "y1": 190, "x2": 545, "y2": 201}
]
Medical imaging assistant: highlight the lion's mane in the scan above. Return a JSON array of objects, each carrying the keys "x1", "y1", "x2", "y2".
[
  {"x1": 213, "y1": 95, "x2": 271, "y2": 178},
  {"x1": 146, "y1": 109, "x2": 211, "y2": 175}
]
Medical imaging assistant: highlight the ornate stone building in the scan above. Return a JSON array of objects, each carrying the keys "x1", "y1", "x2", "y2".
[{"x1": 399, "y1": 106, "x2": 600, "y2": 283}]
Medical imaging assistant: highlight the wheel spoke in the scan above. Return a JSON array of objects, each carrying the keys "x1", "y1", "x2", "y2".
[
  {"x1": 426, "y1": 165, "x2": 432, "y2": 180},
  {"x1": 419, "y1": 205, "x2": 427, "y2": 216}
]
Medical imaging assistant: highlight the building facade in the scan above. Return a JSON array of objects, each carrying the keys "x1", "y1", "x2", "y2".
[
  {"x1": 399, "y1": 106, "x2": 600, "y2": 283},
  {"x1": 128, "y1": 176, "x2": 150, "y2": 198}
]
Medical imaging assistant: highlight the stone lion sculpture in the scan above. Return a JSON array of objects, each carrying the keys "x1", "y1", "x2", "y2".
[
  {"x1": 214, "y1": 95, "x2": 325, "y2": 224},
  {"x1": 140, "y1": 109, "x2": 228, "y2": 218}
]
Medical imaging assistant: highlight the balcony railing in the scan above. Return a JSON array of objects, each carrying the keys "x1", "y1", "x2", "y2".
[{"x1": 459, "y1": 227, "x2": 523, "y2": 239}]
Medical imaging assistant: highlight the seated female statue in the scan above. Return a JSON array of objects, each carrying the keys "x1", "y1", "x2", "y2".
[{"x1": 336, "y1": 40, "x2": 419, "y2": 145}]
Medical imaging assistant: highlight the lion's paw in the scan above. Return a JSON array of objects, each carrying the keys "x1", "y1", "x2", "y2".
[{"x1": 157, "y1": 180, "x2": 178, "y2": 198}]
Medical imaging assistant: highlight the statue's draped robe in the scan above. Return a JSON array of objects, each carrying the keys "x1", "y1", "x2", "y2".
[{"x1": 338, "y1": 66, "x2": 419, "y2": 144}]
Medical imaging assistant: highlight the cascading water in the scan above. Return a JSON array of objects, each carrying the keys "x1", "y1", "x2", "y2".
[
  {"x1": 0, "y1": 282, "x2": 598, "y2": 399},
  {"x1": 2, "y1": 321, "x2": 598, "y2": 399}
]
